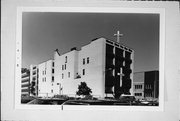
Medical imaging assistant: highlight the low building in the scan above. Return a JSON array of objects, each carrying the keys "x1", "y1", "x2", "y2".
[
  {"x1": 133, "y1": 70, "x2": 159, "y2": 100},
  {"x1": 144, "y1": 71, "x2": 159, "y2": 100}
]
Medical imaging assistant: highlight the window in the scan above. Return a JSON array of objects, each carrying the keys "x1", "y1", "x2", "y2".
[
  {"x1": 52, "y1": 76, "x2": 54, "y2": 82},
  {"x1": 33, "y1": 77, "x2": 36, "y2": 81},
  {"x1": 87, "y1": 57, "x2": 89, "y2": 64},
  {"x1": 68, "y1": 72, "x2": 70, "y2": 78},
  {"x1": 33, "y1": 66, "x2": 36, "y2": 69},
  {"x1": 135, "y1": 93, "x2": 142, "y2": 96},
  {"x1": 83, "y1": 58, "x2": 85, "y2": 65},
  {"x1": 52, "y1": 69, "x2": 54, "y2": 73},
  {"x1": 65, "y1": 64, "x2": 66, "y2": 70},
  {"x1": 62, "y1": 65, "x2": 64, "y2": 70},
  {"x1": 52, "y1": 62, "x2": 54, "y2": 67},
  {"x1": 45, "y1": 78, "x2": 46, "y2": 82},
  {"x1": 65, "y1": 56, "x2": 67, "y2": 63},
  {"x1": 62, "y1": 73, "x2": 64, "y2": 79},
  {"x1": 42, "y1": 78, "x2": 44, "y2": 82},
  {"x1": 83, "y1": 69, "x2": 85, "y2": 75},
  {"x1": 135, "y1": 85, "x2": 142, "y2": 89},
  {"x1": 51, "y1": 89, "x2": 53, "y2": 93}
]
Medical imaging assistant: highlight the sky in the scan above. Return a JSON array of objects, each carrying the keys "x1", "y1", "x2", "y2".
[{"x1": 22, "y1": 12, "x2": 159, "y2": 72}]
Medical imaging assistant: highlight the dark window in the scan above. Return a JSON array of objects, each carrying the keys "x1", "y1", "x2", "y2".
[
  {"x1": 83, "y1": 69, "x2": 85, "y2": 75},
  {"x1": 52, "y1": 62, "x2": 54, "y2": 67},
  {"x1": 33, "y1": 77, "x2": 36, "y2": 81},
  {"x1": 52, "y1": 69, "x2": 54, "y2": 73},
  {"x1": 65, "y1": 56, "x2": 67, "y2": 63},
  {"x1": 68, "y1": 72, "x2": 70, "y2": 78},
  {"x1": 87, "y1": 57, "x2": 89, "y2": 64},
  {"x1": 33, "y1": 66, "x2": 36, "y2": 69},
  {"x1": 83, "y1": 58, "x2": 85, "y2": 65},
  {"x1": 135, "y1": 93, "x2": 142, "y2": 96},
  {"x1": 52, "y1": 76, "x2": 54, "y2": 82},
  {"x1": 62, "y1": 73, "x2": 64, "y2": 79},
  {"x1": 65, "y1": 64, "x2": 66, "y2": 70},
  {"x1": 51, "y1": 89, "x2": 53, "y2": 93},
  {"x1": 62, "y1": 65, "x2": 64, "y2": 70}
]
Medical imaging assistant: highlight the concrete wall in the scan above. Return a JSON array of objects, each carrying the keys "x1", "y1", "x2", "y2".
[
  {"x1": 78, "y1": 38, "x2": 106, "y2": 97},
  {"x1": 54, "y1": 38, "x2": 106, "y2": 97},
  {"x1": 38, "y1": 60, "x2": 56, "y2": 97}
]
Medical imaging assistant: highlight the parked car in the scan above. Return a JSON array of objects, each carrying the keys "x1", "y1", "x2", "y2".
[{"x1": 118, "y1": 95, "x2": 136, "y2": 105}]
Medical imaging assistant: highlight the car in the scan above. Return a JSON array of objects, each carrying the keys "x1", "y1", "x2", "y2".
[{"x1": 118, "y1": 95, "x2": 136, "y2": 105}]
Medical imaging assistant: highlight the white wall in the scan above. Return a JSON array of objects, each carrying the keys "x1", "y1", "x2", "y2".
[
  {"x1": 1, "y1": 1, "x2": 180, "y2": 121},
  {"x1": 54, "y1": 38, "x2": 106, "y2": 97},
  {"x1": 38, "y1": 60, "x2": 55, "y2": 97},
  {"x1": 55, "y1": 49, "x2": 81, "y2": 95},
  {"x1": 78, "y1": 38, "x2": 106, "y2": 97}
]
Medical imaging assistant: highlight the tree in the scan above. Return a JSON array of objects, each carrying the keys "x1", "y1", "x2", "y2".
[{"x1": 76, "y1": 82, "x2": 92, "y2": 97}]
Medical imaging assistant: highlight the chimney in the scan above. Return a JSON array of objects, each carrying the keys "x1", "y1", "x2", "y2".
[{"x1": 70, "y1": 47, "x2": 77, "y2": 51}]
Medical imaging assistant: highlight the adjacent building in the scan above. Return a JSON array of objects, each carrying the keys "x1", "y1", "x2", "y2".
[
  {"x1": 21, "y1": 68, "x2": 30, "y2": 96},
  {"x1": 133, "y1": 70, "x2": 159, "y2": 100},
  {"x1": 133, "y1": 72, "x2": 144, "y2": 100},
  {"x1": 30, "y1": 65, "x2": 39, "y2": 96}
]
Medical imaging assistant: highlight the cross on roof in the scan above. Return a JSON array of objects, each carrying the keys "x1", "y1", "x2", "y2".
[{"x1": 114, "y1": 31, "x2": 123, "y2": 43}]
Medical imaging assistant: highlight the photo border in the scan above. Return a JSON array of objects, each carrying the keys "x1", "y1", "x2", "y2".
[{"x1": 15, "y1": 7, "x2": 165, "y2": 111}]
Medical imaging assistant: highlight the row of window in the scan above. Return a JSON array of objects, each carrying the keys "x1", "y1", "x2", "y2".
[
  {"x1": 62, "y1": 64, "x2": 67, "y2": 70},
  {"x1": 62, "y1": 72, "x2": 71, "y2": 79},
  {"x1": 42, "y1": 76, "x2": 54, "y2": 82},
  {"x1": 61, "y1": 56, "x2": 68, "y2": 70},
  {"x1": 42, "y1": 70, "x2": 46, "y2": 75},
  {"x1": 145, "y1": 84, "x2": 152, "y2": 89},
  {"x1": 145, "y1": 93, "x2": 153, "y2": 97},
  {"x1": 83, "y1": 57, "x2": 90, "y2": 65},
  {"x1": 42, "y1": 69, "x2": 54, "y2": 75},
  {"x1": 42, "y1": 77, "x2": 46, "y2": 82},
  {"x1": 134, "y1": 93, "x2": 142, "y2": 96},
  {"x1": 135, "y1": 85, "x2": 143, "y2": 89},
  {"x1": 61, "y1": 69, "x2": 86, "y2": 79},
  {"x1": 135, "y1": 84, "x2": 152, "y2": 89}
]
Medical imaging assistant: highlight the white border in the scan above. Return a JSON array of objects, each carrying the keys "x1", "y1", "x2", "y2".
[{"x1": 15, "y1": 7, "x2": 165, "y2": 111}]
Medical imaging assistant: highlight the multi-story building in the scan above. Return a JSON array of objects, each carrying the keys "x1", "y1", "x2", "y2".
[
  {"x1": 133, "y1": 70, "x2": 159, "y2": 100},
  {"x1": 21, "y1": 68, "x2": 30, "y2": 96},
  {"x1": 29, "y1": 37, "x2": 134, "y2": 98},
  {"x1": 133, "y1": 72, "x2": 144, "y2": 100},
  {"x1": 144, "y1": 71, "x2": 159, "y2": 100},
  {"x1": 30, "y1": 65, "x2": 39, "y2": 96},
  {"x1": 54, "y1": 37, "x2": 134, "y2": 98}
]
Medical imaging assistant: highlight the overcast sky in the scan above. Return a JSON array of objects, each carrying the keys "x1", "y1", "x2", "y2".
[{"x1": 22, "y1": 12, "x2": 159, "y2": 72}]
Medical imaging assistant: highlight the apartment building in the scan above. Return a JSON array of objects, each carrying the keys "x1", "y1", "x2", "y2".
[{"x1": 21, "y1": 68, "x2": 30, "y2": 96}]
